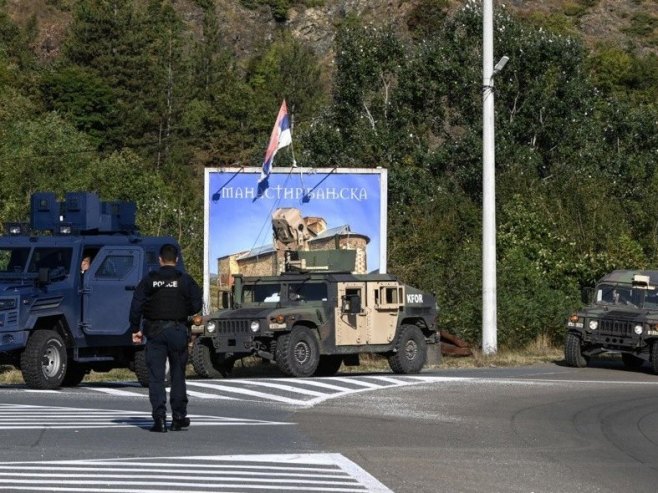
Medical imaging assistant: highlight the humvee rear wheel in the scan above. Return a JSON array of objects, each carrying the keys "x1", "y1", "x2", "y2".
[
  {"x1": 388, "y1": 325, "x2": 427, "y2": 374},
  {"x1": 564, "y1": 332, "x2": 588, "y2": 368},
  {"x1": 622, "y1": 353, "x2": 644, "y2": 371},
  {"x1": 134, "y1": 349, "x2": 171, "y2": 387},
  {"x1": 650, "y1": 341, "x2": 658, "y2": 375},
  {"x1": 20, "y1": 330, "x2": 67, "y2": 390},
  {"x1": 314, "y1": 355, "x2": 343, "y2": 377},
  {"x1": 275, "y1": 326, "x2": 320, "y2": 377},
  {"x1": 191, "y1": 338, "x2": 233, "y2": 378}
]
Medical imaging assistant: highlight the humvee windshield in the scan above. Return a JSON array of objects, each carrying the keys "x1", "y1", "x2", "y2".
[
  {"x1": 595, "y1": 282, "x2": 658, "y2": 308},
  {"x1": 287, "y1": 282, "x2": 328, "y2": 302},
  {"x1": 242, "y1": 281, "x2": 329, "y2": 304},
  {"x1": 243, "y1": 283, "x2": 282, "y2": 303}
]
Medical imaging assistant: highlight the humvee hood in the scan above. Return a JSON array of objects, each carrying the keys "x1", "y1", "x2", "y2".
[{"x1": 215, "y1": 307, "x2": 273, "y2": 319}]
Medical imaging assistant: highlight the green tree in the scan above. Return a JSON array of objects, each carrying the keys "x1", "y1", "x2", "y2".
[{"x1": 40, "y1": 66, "x2": 118, "y2": 147}]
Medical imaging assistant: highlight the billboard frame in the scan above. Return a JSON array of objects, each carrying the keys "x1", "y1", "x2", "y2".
[{"x1": 203, "y1": 166, "x2": 388, "y2": 312}]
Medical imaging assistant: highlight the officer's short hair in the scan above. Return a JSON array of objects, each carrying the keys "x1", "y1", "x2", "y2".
[{"x1": 159, "y1": 243, "x2": 178, "y2": 263}]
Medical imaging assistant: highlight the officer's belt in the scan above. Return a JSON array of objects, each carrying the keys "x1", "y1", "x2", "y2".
[{"x1": 143, "y1": 319, "x2": 185, "y2": 337}]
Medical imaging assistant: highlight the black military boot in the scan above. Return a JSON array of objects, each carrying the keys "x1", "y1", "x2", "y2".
[
  {"x1": 149, "y1": 417, "x2": 168, "y2": 433},
  {"x1": 170, "y1": 417, "x2": 190, "y2": 431}
]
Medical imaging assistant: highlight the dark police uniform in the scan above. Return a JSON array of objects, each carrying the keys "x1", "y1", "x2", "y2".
[{"x1": 129, "y1": 265, "x2": 202, "y2": 426}]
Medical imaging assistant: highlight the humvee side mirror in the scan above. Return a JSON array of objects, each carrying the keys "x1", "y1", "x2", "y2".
[{"x1": 341, "y1": 294, "x2": 361, "y2": 314}]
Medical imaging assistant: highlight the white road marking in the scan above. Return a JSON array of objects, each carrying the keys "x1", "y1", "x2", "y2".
[
  {"x1": 0, "y1": 404, "x2": 289, "y2": 430},
  {"x1": 185, "y1": 380, "x2": 312, "y2": 404},
  {"x1": 10, "y1": 374, "x2": 656, "y2": 410},
  {"x1": 328, "y1": 377, "x2": 382, "y2": 388},
  {"x1": 86, "y1": 387, "x2": 144, "y2": 397},
  {"x1": 241, "y1": 379, "x2": 329, "y2": 397},
  {"x1": 0, "y1": 453, "x2": 392, "y2": 492}
]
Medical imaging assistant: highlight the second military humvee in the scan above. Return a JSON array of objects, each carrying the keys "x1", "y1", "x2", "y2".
[
  {"x1": 192, "y1": 251, "x2": 439, "y2": 378},
  {"x1": 565, "y1": 270, "x2": 658, "y2": 374}
]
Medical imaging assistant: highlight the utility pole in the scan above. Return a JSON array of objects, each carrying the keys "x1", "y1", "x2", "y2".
[{"x1": 482, "y1": 0, "x2": 508, "y2": 355}]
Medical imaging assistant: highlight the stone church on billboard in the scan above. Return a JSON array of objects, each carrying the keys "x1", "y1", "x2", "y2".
[{"x1": 215, "y1": 207, "x2": 369, "y2": 295}]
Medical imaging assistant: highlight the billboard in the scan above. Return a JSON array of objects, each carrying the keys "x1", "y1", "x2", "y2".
[{"x1": 203, "y1": 167, "x2": 388, "y2": 312}]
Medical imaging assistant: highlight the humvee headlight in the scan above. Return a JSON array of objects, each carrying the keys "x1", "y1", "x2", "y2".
[
  {"x1": 588, "y1": 320, "x2": 598, "y2": 330},
  {"x1": 634, "y1": 324, "x2": 643, "y2": 335},
  {"x1": 206, "y1": 321, "x2": 216, "y2": 333},
  {"x1": 250, "y1": 320, "x2": 260, "y2": 333}
]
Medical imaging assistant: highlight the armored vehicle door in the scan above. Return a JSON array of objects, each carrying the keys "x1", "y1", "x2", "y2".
[
  {"x1": 369, "y1": 282, "x2": 403, "y2": 344},
  {"x1": 335, "y1": 282, "x2": 368, "y2": 345},
  {"x1": 82, "y1": 246, "x2": 143, "y2": 335}
]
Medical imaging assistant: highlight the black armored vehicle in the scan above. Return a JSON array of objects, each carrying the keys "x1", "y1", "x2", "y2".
[
  {"x1": 0, "y1": 192, "x2": 185, "y2": 389},
  {"x1": 193, "y1": 250, "x2": 439, "y2": 378},
  {"x1": 565, "y1": 270, "x2": 658, "y2": 373}
]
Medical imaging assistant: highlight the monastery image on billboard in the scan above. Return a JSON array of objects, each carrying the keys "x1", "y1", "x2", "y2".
[{"x1": 203, "y1": 167, "x2": 388, "y2": 311}]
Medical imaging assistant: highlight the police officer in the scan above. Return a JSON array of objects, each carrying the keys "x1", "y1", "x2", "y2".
[{"x1": 129, "y1": 243, "x2": 202, "y2": 433}]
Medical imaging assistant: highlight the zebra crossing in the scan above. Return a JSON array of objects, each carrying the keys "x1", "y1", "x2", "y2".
[
  {"x1": 0, "y1": 453, "x2": 392, "y2": 492},
  {"x1": 79, "y1": 375, "x2": 466, "y2": 407},
  {"x1": 0, "y1": 403, "x2": 290, "y2": 430}
]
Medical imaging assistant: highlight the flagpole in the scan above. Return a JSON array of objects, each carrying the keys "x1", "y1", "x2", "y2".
[{"x1": 289, "y1": 111, "x2": 297, "y2": 167}]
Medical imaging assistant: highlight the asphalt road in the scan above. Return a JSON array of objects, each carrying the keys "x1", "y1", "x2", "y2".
[{"x1": 1, "y1": 361, "x2": 657, "y2": 492}]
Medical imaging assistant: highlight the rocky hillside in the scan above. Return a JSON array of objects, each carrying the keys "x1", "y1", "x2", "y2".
[{"x1": 7, "y1": 0, "x2": 658, "y2": 64}]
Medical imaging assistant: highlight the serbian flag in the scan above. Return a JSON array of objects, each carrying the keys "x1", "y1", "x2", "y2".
[{"x1": 259, "y1": 100, "x2": 292, "y2": 184}]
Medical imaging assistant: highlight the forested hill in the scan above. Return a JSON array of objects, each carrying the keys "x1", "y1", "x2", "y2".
[{"x1": 1, "y1": 0, "x2": 657, "y2": 349}]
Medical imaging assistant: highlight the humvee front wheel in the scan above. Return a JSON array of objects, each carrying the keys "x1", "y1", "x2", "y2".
[
  {"x1": 20, "y1": 330, "x2": 67, "y2": 389},
  {"x1": 134, "y1": 349, "x2": 171, "y2": 387},
  {"x1": 388, "y1": 325, "x2": 427, "y2": 374},
  {"x1": 564, "y1": 332, "x2": 588, "y2": 368},
  {"x1": 275, "y1": 326, "x2": 320, "y2": 377},
  {"x1": 191, "y1": 338, "x2": 233, "y2": 378}
]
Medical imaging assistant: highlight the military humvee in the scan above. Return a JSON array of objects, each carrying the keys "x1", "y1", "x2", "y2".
[
  {"x1": 565, "y1": 270, "x2": 658, "y2": 373},
  {"x1": 192, "y1": 250, "x2": 439, "y2": 378},
  {"x1": 0, "y1": 192, "x2": 186, "y2": 389}
]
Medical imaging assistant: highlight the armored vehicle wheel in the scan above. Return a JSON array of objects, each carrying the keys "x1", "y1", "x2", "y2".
[
  {"x1": 388, "y1": 325, "x2": 427, "y2": 374},
  {"x1": 622, "y1": 353, "x2": 644, "y2": 371},
  {"x1": 134, "y1": 349, "x2": 171, "y2": 387},
  {"x1": 20, "y1": 330, "x2": 67, "y2": 390},
  {"x1": 191, "y1": 338, "x2": 233, "y2": 378},
  {"x1": 275, "y1": 326, "x2": 320, "y2": 377},
  {"x1": 564, "y1": 332, "x2": 588, "y2": 368},
  {"x1": 651, "y1": 341, "x2": 658, "y2": 375},
  {"x1": 61, "y1": 362, "x2": 87, "y2": 387},
  {"x1": 314, "y1": 355, "x2": 343, "y2": 377}
]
